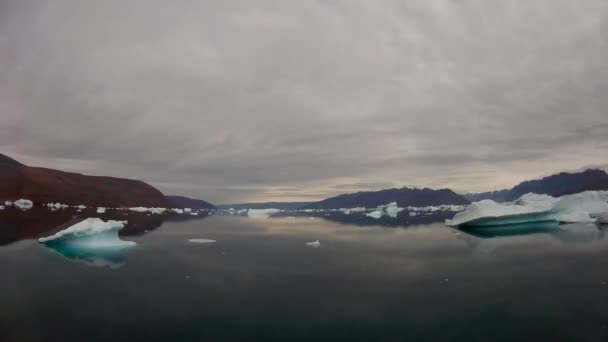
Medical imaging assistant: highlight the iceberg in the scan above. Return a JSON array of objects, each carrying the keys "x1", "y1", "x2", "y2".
[
  {"x1": 306, "y1": 240, "x2": 321, "y2": 247},
  {"x1": 247, "y1": 208, "x2": 281, "y2": 219},
  {"x1": 447, "y1": 191, "x2": 608, "y2": 227},
  {"x1": 366, "y1": 210, "x2": 383, "y2": 219},
  {"x1": 365, "y1": 202, "x2": 404, "y2": 219},
  {"x1": 38, "y1": 218, "x2": 135, "y2": 268},
  {"x1": 38, "y1": 218, "x2": 135, "y2": 248},
  {"x1": 14, "y1": 199, "x2": 33, "y2": 210}
]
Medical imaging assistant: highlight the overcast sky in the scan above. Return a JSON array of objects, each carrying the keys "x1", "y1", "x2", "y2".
[{"x1": 1, "y1": 0, "x2": 608, "y2": 203}]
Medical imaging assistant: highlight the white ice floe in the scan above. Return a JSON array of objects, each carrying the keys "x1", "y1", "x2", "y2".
[
  {"x1": 129, "y1": 207, "x2": 166, "y2": 214},
  {"x1": 340, "y1": 207, "x2": 366, "y2": 215},
  {"x1": 14, "y1": 199, "x2": 33, "y2": 210},
  {"x1": 406, "y1": 204, "x2": 467, "y2": 213},
  {"x1": 76, "y1": 205, "x2": 86, "y2": 209},
  {"x1": 188, "y1": 238, "x2": 216, "y2": 244},
  {"x1": 97, "y1": 207, "x2": 106, "y2": 214},
  {"x1": 306, "y1": 240, "x2": 321, "y2": 247},
  {"x1": 190, "y1": 212, "x2": 199, "y2": 216},
  {"x1": 0, "y1": 205, "x2": 4, "y2": 210},
  {"x1": 38, "y1": 218, "x2": 135, "y2": 249},
  {"x1": 366, "y1": 210, "x2": 383, "y2": 219},
  {"x1": 365, "y1": 202, "x2": 404, "y2": 219},
  {"x1": 247, "y1": 208, "x2": 282, "y2": 219},
  {"x1": 184, "y1": 208, "x2": 192, "y2": 213},
  {"x1": 4, "y1": 201, "x2": 12, "y2": 206},
  {"x1": 446, "y1": 191, "x2": 608, "y2": 227},
  {"x1": 172, "y1": 208, "x2": 184, "y2": 214},
  {"x1": 46, "y1": 202, "x2": 68, "y2": 210},
  {"x1": 149, "y1": 207, "x2": 166, "y2": 214}
]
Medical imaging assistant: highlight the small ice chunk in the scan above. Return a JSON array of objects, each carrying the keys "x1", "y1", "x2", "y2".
[
  {"x1": 188, "y1": 239, "x2": 216, "y2": 244},
  {"x1": 172, "y1": 208, "x2": 184, "y2": 214},
  {"x1": 77, "y1": 205, "x2": 86, "y2": 209},
  {"x1": 306, "y1": 240, "x2": 321, "y2": 247},
  {"x1": 97, "y1": 207, "x2": 106, "y2": 214},
  {"x1": 5, "y1": 201, "x2": 12, "y2": 206},
  {"x1": 366, "y1": 210, "x2": 383, "y2": 219},
  {"x1": 184, "y1": 208, "x2": 192, "y2": 213},
  {"x1": 14, "y1": 199, "x2": 33, "y2": 210},
  {"x1": 0, "y1": 205, "x2": 4, "y2": 210}
]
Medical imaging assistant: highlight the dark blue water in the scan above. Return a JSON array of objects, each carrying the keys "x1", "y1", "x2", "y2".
[{"x1": 2, "y1": 209, "x2": 608, "y2": 341}]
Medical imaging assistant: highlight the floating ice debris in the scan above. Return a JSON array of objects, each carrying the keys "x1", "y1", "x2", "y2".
[
  {"x1": 247, "y1": 208, "x2": 282, "y2": 219},
  {"x1": 340, "y1": 207, "x2": 366, "y2": 215},
  {"x1": 76, "y1": 205, "x2": 86, "y2": 209},
  {"x1": 365, "y1": 202, "x2": 404, "y2": 219},
  {"x1": 172, "y1": 208, "x2": 184, "y2": 214},
  {"x1": 38, "y1": 218, "x2": 135, "y2": 249},
  {"x1": 129, "y1": 207, "x2": 167, "y2": 214},
  {"x1": 149, "y1": 207, "x2": 166, "y2": 214},
  {"x1": 4, "y1": 201, "x2": 12, "y2": 206},
  {"x1": 14, "y1": 199, "x2": 33, "y2": 210},
  {"x1": 236, "y1": 209, "x2": 248, "y2": 215},
  {"x1": 406, "y1": 204, "x2": 467, "y2": 213},
  {"x1": 447, "y1": 191, "x2": 608, "y2": 227},
  {"x1": 188, "y1": 239, "x2": 216, "y2": 244},
  {"x1": 184, "y1": 208, "x2": 192, "y2": 213},
  {"x1": 366, "y1": 210, "x2": 383, "y2": 219},
  {"x1": 97, "y1": 207, "x2": 106, "y2": 214},
  {"x1": 190, "y1": 212, "x2": 199, "y2": 216},
  {"x1": 0, "y1": 205, "x2": 4, "y2": 210},
  {"x1": 306, "y1": 240, "x2": 321, "y2": 247}
]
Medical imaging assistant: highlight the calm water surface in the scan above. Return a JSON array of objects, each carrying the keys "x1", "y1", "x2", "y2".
[{"x1": 2, "y1": 210, "x2": 608, "y2": 341}]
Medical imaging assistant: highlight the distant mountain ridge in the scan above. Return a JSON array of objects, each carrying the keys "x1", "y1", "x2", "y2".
[
  {"x1": 305, "y1": 187, "x2": 470, "y2": 209},
  {"x1": 216, "y1": 202, "x2": 312, "y2": 210},
  {"x1": 464, "y1": 169, "x2": 608, "y2": 202},
  {"x1": 0, "y1": 153, "x2": 215, "y2": 208},
  {"x1": 166, "y1": 195, "x2": 216, "y2": 209}
]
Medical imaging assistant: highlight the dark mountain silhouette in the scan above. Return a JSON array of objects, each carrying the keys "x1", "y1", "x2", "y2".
[
  {"x1": 166, "y1": 195, "x2": 216, "y2": 209},
  {"x1": 305, "y1": 187, "x2": 470, "y2": 209},
  {"x1": 216, "y1": 202, "x2": 312, "y2": 210},
  {"x1": 0, "y1": 153, "x2": 170, "y2": 207},
  {"x1": 505, "y1": 169, "x2": 608, "y2": 201},
  {"x1": 464, "y1": 169, "x2": 608, "y2": 202},
  {"x1": 463, "y1": 189, "x2": 510, "y2": 202}
]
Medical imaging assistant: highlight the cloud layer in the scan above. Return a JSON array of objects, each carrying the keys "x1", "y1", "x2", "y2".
[{"x1": 2, "y1": 0, "x2": 608, "y2": 203}]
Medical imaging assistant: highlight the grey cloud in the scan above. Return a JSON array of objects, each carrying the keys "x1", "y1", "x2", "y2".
[{"x1": 1, "y1": 0, "x2": 608, "y2": 203}]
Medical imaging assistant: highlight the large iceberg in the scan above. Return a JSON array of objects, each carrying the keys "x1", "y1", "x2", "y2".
[
  {"x1": 39, "y1": 218, "x2": 135, "y2": 248},
  {"x1": 38, "y1": 218, "x2": 135, "y2": 268},
  {"x1": 447, "y1": 191, "x2": 608, "y2": 227}
]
